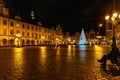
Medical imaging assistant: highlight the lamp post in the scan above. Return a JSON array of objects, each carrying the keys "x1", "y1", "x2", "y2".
[
  {"x1": 15, "y1": 33, "x2": 21, "y2": 47},
  {"x1": 98, "y1": 23, "x2": 103, "y2": 35},
  {"x1": 41, "y1": 36, "x2": 45, "y2": 45},
  {"x1": 98, "y1": 0, "x2": 120, "y2": 74},
  {"x1": 55, "y1": 38, "x2": 59, "y2": 48},
  {"x1": 105, "y1": 12, "x2": 119, "y2": 49}
]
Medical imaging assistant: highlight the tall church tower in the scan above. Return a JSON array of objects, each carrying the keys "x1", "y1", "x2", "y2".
[
  {"x1": 0, "y1": 0, "x2": 9, "y2": 16},
  {"x1": 31, "y1": 9, "x2": 35, "y2": 19}
]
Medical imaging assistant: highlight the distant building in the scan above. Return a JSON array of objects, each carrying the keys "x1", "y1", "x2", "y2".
[
  {"x1": 105, "y1": 22, "x2": 112, "y2": 44},
  {"x1": 0, "y1": 1, "x2": 63, "y2": 46},
  {"x1": 105, "y1": 22, "x2": 120, "y2": 45},
  {"x1": 67, "y1": 29, "x2": 97, "y2": 45},
  {"x1": 74, "y1": 32, "x2": 80, "y2": 43}
]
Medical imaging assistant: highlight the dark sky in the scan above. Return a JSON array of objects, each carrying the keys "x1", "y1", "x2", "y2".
[{"x1": 5, "y1": 0, "x2": 120, "y2": 34}]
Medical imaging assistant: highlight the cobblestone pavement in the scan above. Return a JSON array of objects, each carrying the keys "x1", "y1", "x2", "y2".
[{"x1": 0, "y1": 45, "x2": 120, "y2": 80}]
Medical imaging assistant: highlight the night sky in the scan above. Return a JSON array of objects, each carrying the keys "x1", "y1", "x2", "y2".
[{"x1": 5, "y1": 0, "x2": 120, "y2": 34}]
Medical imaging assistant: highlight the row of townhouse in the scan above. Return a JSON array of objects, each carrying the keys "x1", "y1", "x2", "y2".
[{"x1": 0, "y1": 1, "x2": 63, "y2": 46}]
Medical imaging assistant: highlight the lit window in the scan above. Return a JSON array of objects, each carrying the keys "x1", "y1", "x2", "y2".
[
  {"x1": 16, "y1": 22, "x2": 20, "y2": 27},
  {"x1": 41, "y1": 29, "x2": 44, "y2": 32}
]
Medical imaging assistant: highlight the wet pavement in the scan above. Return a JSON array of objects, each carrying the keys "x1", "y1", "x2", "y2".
[{"x1": 0, "y1": 45, "x2": 120, "y2": 80}]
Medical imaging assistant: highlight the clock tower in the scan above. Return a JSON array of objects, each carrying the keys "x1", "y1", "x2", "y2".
[{"x1": 0, "y1": 0, "x2": 9, "y2": 17}]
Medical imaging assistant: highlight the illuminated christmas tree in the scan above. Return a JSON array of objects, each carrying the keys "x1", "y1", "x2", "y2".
[{"x1": 79, "y1": 28, "x2": 87, "y2": 44}]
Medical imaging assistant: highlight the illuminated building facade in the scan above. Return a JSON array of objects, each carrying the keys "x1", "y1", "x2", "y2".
[
  {"x1": 105, "y1": 22, "x2": 120, "y2": 45},
  {"x1": 0, "y1": 1, "x2": 63, "y2": 46}
]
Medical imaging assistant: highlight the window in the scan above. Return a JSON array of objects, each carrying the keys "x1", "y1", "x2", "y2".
[
  {"x1": 41, "y1": 29, "x2": 44, "y2": 32},
  {"x1": 39, "y1": 28, "x2": 41, "y2": 32},
  {"x1": 27, "y1": 25, "x2": 29, "y2": 29},
  {"x1": 3, "y1": 19, "x2": 7, "y2": 25},
  {"x1": 10, "y1": 30, "x2": 14, "y2": 35},
  {"x1": 0, "y1": 6, "x2": 3, "y2": 14},
  {"x1": 10, "y1": 21, "x2": 14, "y2": 26},
  {"x1": 52, "y1": 34, "x2": 54, "y2": 36},
  {"x1": 27, "y1": 32, "x2": 29, "y2": 37},
  {"x1": 32, "y1": 26, "x2": 34, "y2": 30},
  {"x1": 17, "y1": 30, "x2": 20, "y2": 33},
  {"x1": 10, "y1": 39, "x2": 14, "y2": 44},
  {"x1": 16, "y1": 22, "x2": 20, "y2": 27},
  {"x1": 36, "y1": 27, "x2": 37, "y2": 31},
  {"x1": 32, "y1": 33, "x2": 34, "y2": 37},
  {"x1": 45, "y1": 35, "x2": 47, "y2": 38},
  {"x1": 22, "y1": 24, "x2": 25, "y2": 29},
  {"x1": 3, "y1": 39, "x2": 7, "y2": 44},
  {"x1": 36, "y1": 33, "x2": 37, "y2": 38},
  {"x1": 22, "y1": 32, "x2": 24, "y2": 36},
  {"x1": 22, "y1": 39, "x2": 25, "y2": 45},
  {"x1": 48, "y1": 35, "x2": 49, "y2": 38},
  {"x1": 3, "y1": 29, "x2": 7, "y2": 34},
  {"x1": 39, "y1": 34, "x2": 41, "y2": 38},
  {"x1": 45, "y1": 30, "x2": 47, "y2": 33}
]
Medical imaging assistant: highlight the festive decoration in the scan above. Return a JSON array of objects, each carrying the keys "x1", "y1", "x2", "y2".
[{"x1": 79, "y1": 28, "x2": 87, "y2": 44}]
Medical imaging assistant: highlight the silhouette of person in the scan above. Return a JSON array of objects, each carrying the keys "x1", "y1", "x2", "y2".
[{"x1": 98, "y1": 47, "x2": 120, "y2": 73}]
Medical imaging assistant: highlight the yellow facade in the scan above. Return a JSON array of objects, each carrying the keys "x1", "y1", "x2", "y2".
[{"x1": 0, "y1": 1, "x2": 63, "y2": 46}]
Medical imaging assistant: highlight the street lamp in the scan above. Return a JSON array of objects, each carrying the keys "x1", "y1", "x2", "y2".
[
  {"x1": 105, "y1": 12, "x2": 120, "y2": 49},
  {"x1": 55, "y1": 38, "x2": 59, "y2": 48},
  {"x1": 15, "y1": 33, "x2": 21, "y2": 47},
  {"x1": 98, "y1": 23, "x2": 103, "y2": 36},
  {"x1": 98, "y1": 0, "x2": 120, "y2": 74},
  {"x1": 41, "y1": 36, "x2": 45, "y2": 45}
]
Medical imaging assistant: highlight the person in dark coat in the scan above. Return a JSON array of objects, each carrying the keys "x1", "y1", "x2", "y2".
[{"x1": 98, "y1": 47, "x2": 120, "y2": 72}]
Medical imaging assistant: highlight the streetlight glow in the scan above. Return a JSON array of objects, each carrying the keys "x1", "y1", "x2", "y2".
[
  {"x1": 105, "y1": 15, "x2": 110, "y2": 20},
  {"x1": 105, "y1": 12, "x2": 120, "y2": 49},
  {"x1": 119, "y1": 14, "x2": 120, "y2": 18},
  {"x1": 113, "y1": 12, "x2": 118, "y2": 18},
  {"x1": 15, "y1": 33, "x2": 21, "y2": 47},
  {"x1": 42, "y1": 36, "x2": 45, "y2": 39},
  {"x1": 99, "y1": 23, "x2": 103, "y2": 27}
]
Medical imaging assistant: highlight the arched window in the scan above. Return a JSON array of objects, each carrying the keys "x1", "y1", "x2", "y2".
[
  {"x1": 26, "y1": 39, "x2": 30, "y2": 45},
  {"x1": 22, "y1": 39, "x2": 25, "y2": 45},
  {"x1": 31, "y1": 40, "x2": 35, "y2": 45},
  {"x1": 10, "y1": 39, "x2": 14, "y2": 44},
  {"x1": 3, "y1": 39, "x2": 7, "y2": 44}
]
